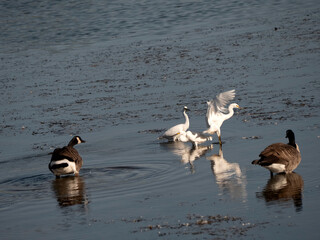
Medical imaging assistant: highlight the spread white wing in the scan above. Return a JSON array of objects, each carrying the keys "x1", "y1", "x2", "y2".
[{"x1": 206, "y1": 89, "x2": 235, "y2": 127}]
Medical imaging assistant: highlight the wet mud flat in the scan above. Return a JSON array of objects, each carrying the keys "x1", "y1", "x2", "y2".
[
  {"x1": 1, "y1": 7, "x2": 319, "y2": 143},
  {"x1": 0, "y1": 4, "x2": 320, "y2": 240}
]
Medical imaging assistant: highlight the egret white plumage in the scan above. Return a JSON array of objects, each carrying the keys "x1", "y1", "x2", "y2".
[
  {"x1": 158, "y1": 106, "x2": 190, "y2": 141},
  {"x1": 203, "y1": 89, "x2": 240, "y2": 146},
  {"x1": 175, "y1": 130, "x2": 212, "y2": 148}
]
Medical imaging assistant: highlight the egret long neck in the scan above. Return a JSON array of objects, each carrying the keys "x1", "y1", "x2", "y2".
[
  {"x1": 183, "y1": 110, "x2": 190, "y2": 131},
  {"x1": 223, "y1": 105, "x2": 235, "y2": 120}
]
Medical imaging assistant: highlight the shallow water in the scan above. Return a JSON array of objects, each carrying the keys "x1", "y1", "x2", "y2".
[
  {"x1": 1, "y1": 0, "x2": 320, "y2": 239},
  {"x1": 1, "y1": 120, "x2": 320, "y2": 239}
]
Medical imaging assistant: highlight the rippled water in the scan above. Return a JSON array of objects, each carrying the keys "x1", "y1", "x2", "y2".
[
  {"x1": 1, "y1": 0, "x2": 320, "y2": 239},
  {"x1": 1, "y1": 120, "x2": 320, "y2": 239}
]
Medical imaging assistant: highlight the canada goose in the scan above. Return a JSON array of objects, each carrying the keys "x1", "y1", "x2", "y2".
[
  {"x1": 175, "y1": 130, "x2": 212, "y2": 148},
  {"x1": 252, "y1": 130, "x2": 301, "y2": 176},
  {"x1": 203, "y1": 90, "x2": 241, "y2": 146},
  {"x1": 158, "y1": 106, "x2": 190, "y2": 141},
  {"x1": 49, "y1": 136, "x2": 86, "y2": 178}
]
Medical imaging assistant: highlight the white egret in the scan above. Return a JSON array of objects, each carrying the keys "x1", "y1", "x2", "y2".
[
  {"x1": 158, "y1": 106, "x2": 190, "y2": 141},
  {"x1": 49, "y1": 136, "x2": 86, "y2": 178},
  {"x1": 175, "y1": 130, "x2": 212, "y2": 148},
  {"x1": 252, "y1": 130, "x2": 301, "y2": 176},
  {"x1": 203, "y1": 89, "x2": 240, "y2": 145}
]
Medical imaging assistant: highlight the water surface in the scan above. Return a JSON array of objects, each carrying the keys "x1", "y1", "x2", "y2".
[{"x1": 0, "y1": 0, "x2": 320, "y2": 239}]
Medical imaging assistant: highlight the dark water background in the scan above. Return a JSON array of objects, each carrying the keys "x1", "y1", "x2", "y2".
[
  {"x1": 0, "y1": 0, "x2": 317, "y2": 52},
  {"x1": 1, "y1": 0, "x2": 320, "y2": 239}
]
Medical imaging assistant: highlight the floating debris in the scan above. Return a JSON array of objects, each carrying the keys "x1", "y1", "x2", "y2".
[
  {"x1": 133, "y1": 214, "x2": 268, "y2": 238},
  {"x1": 242, "y1": 136, "x2": 262, "y2": 140},
  {"x1": 138, "y1": 129, "x2": 165, "y2": 134}
]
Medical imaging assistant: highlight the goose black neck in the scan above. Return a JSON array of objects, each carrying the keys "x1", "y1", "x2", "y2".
[
  {"x1": 68, "y1": 141, "x2": 76, "y2": 147},
  {"x1": 286, "y1": 131, "x2": 296, "y2": 148},
  {"x1": 68, "y1": 138, "x2": 78, "y2": 147}
]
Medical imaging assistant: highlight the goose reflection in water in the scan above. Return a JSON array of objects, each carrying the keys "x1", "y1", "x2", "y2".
[
  {"x1": 161, "y1": 142, "x2": 213, "y2": 173},
  {"x1": 256, "y1": 172, "x2": 304, "y2": 212},
  {"x1": 52, "y1": 176, "x2": 88, "y2": 208},
  {"x1": 207, "y1": 146, "x2": 247, "y2": 201}
]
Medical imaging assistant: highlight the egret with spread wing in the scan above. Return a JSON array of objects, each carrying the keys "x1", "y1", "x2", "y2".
[
  {"x1": 203, "y1": 89, "x2": 240, "y2": 145},
  {"x1": 158, "y1": 106, "x2": 190, "y2": 141}
]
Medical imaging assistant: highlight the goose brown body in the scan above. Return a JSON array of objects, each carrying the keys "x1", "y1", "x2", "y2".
[
  {"x1": 49, "y1": 136, "x2": 85, "y2": 178},
  {"x1": 252, "y1": 130, "x2": 301, "y2": 174}
]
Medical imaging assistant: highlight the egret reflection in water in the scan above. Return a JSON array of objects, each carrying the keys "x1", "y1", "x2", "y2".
[
  {"x1": 52, "y1": 176, "x2": 88, "y2": 208},
  {"x1": 256, "y1": 172, "x2": 304, "y2": 212},
  {"x1": 161, "y1": 142, "x2": 213, "y2": 173},
  {"x1": 207, "y1": 146, "x2": 247, "y2": 201}
]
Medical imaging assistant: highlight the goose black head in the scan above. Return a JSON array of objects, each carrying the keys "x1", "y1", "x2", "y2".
[
  {"x1": 286, "y1": 130, "x2": 294, "y2": 139},
  {"x1": 68, "y1": 136, "x2": 86, "y2": 146}
]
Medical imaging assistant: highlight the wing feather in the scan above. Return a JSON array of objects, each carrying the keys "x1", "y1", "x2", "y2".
[
  {"x1": 258, "y1": 143, "x2": 299, "y2": 165},
  {"x1": 52, "y1": 146, "x2": 81, "y2": 163},
  {"x1": 206, "y1": 89, "x2": 235, "y2": 127}
]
